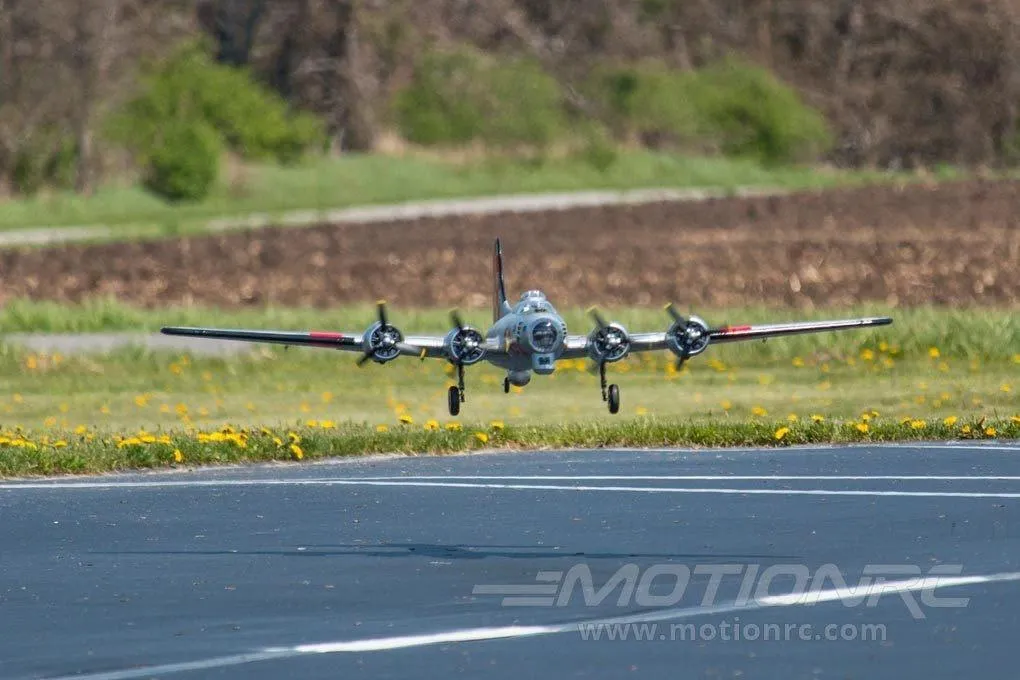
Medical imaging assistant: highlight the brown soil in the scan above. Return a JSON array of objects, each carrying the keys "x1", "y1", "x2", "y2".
[{"x1": 2, "y1": 179, "x2": 1018, "y2": 310}]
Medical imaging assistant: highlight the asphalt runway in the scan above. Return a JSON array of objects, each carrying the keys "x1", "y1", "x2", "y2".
[{"x1": 3, "y1": 443, "x2": 1020, "y2": 679}]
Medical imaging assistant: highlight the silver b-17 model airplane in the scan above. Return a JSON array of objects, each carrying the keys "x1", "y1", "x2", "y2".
[{"x1": 162, "y1": 239, "x2": 892, "y2": 416}]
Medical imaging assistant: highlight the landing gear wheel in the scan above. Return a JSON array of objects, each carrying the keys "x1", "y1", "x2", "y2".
[
  {"x1": 607, "y1": 384, "x2": 620, "y2": 414},
  {"x1": 503, "y1": 377, "x2": 510, "y2": 394},
  {"x1": 448, "y1": 386, "x2": 461, "y2": 416}
]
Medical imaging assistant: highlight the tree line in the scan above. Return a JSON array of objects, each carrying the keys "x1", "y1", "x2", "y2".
[{"x1": 2, "y1": 0, "x2": 1019, "y2": 199}]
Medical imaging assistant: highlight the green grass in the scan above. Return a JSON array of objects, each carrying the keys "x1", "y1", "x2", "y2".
[
  {"x1": 1, "y1": 416, "x2": 1016, "y2": 477},
  {"x1": 1, "y1": 302, "x2": 1015, "y2": 476},
  {"x1": 0, "y1": 150, "x2": 919, "y2": 236},
  {"x1": 3, "y1": 299, "x2": 1019, "y2": 361}
]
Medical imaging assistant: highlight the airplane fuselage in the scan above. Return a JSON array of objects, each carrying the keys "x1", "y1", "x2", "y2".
[{"x1": 484, "y1": 290, "x2": 567, "y2": 386}]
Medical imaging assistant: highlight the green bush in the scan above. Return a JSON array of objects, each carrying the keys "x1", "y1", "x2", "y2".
[
  {"x1": 392, "y1": 47, "x2": 567, "y2": 150},
  {"x1": 687, "y1": 56, "x2": 832, "y2": 165},
  {"x1": 112, "y1": 42, "x2": 325, "y2": 165},
  {"x1": 586, "y1": 57, "x2": 832, "y2": 164},
  {"x1": 9, "y1": 131, "x2": 77, "y2": 195},
  {"x1": 585, "y1": 60, "x2": 701, "y2": 146},
  {"x1": 142, "y1": 121, "x2": 221, "y2": 202}
]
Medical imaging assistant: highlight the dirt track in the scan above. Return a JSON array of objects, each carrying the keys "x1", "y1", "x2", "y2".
[{"x1": 2, "y1": 179, "x2": 1018, "y2": 310}]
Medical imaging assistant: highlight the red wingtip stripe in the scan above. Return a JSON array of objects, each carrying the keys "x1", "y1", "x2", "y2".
[
  {"x1": 309, "y1": 332, "x2": 344, "y2": 341},
  {"x1": 719, "y1": 325, "x2": 753, "y2": 334}
]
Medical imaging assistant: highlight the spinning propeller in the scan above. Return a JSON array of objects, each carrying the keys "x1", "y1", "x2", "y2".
[
  {"x1": 664, "y1": 302, "x2": 711, "y2": 368},
  {"x1": 357, "y1": 300, "x2": 406, "y2": 366}
]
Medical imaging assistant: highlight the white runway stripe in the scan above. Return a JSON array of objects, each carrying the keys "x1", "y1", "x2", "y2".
[
  {"x1": 45, "y1": 569, "x2": 1020, "y2": 680},
  {"x1": 352, "y1": 475, "x2": 1020, "y2": 482},
  {"x1": 5, "y1": 477, "x2": 1020, "y2": 498}
]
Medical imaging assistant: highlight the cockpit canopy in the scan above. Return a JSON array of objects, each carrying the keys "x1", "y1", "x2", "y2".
[{"x1": 515, "y1": 290, "x2": 555, "y2": 315}]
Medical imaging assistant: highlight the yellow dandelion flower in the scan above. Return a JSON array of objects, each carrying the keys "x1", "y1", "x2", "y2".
[
  {"x1": 928, "y1": 347, "x2": 940, "y2": 359},
  {"x1": 1001, "y1": 384, "x2": 1012, "y2": 393},
  {"x1": 375, "y1": 425, "x2": 388, "y2": 433},
  {"x1": 170, "y1": 363, "x2": 183, "y2": 375},
  {"x1": 751, "y1": 406, "x2": 767, "y2": 417},
  {"x1": 635, "y1": 407, "x2": 648, "y2": 416},
  {"x1": 173, "y1": 449, "x2": 184, "y2": 463},
  {"x1": 943, "y1": 416, "x2": 958, "y2": 427},
  {"x1": 53, "y1": 440, "x2": 67, "y2": 448},
  {"x1": 12, "y1": 393, "x2": 23, "y2": 403},
  {"x1": 43, "y1": 416, "x2": 57, "y2": 428},
  {"x1": 855, "y1": 422, "x2": 869, "y2": 433},
  {"x1": 910, "y1": 419, "x2": 926, "y2": 430},
  {"x1": 811, "y1": 414, "x2": 824, "y2": 423},
  {"x1": 791, "y1": 357, "x2": 805, "y2": 367},
  {"x1": 490, "y1": 420, "x2": 505, "y2": 431},
  {"x1": 961, "y1": 425, "x2": 973, "y2": 435},
  {"x1": 720, "y1": 400, "x2": 732, "y2": 411},
  {"x1": 320, "y1": 420, "x2": 336, "y2": 429},
  {"x1": 786, "y1": 413, "x2": 798, "y2": 423},
  {"x1": 134, "y1": 395, "x2": 149, "y2": 408},
  {"x1": 860, "y1": 349, "x2": 875, "y2": 361},
  {"x1": 100, "y1": 405, "x2": 110, "y2": 415},
  {"x1": 474, "y1": 432, "x2": 489, "y2": 444},
  {"x1": 1011, "y1": 415, "x2": 1020, "y2": 425},
  {"x1": 321, "y1": 391, "x2": 333, "y2": 403},
  {"x1": 424, "y1": 419, "x2": 440, "y2": 431},
  {"x1": 306, "y1": 419, "x2": 319, "y2": 428},
  {"x1": 774, "y1": 427, "x2": 790, "y2": 441},
  {"x1": 445, "y1": 422, "x2": 462, "y2": 431},
  {"x1": 290, "y1": 443, "x2": 304, "y2": 460},
  {"x1": 399, "y1": 414, "x2": 413, "y2": 425},
  {"x1": 1013, "y1": 354, "x2": 1020, "y2": 364},
  {"x1": 985, "y1": 427, "x2": 997, "y2": 437}
]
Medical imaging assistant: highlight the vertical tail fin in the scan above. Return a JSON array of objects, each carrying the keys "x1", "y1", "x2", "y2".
[{"x1": 493, "y1": 238, "x2": 510, "y2": 322}]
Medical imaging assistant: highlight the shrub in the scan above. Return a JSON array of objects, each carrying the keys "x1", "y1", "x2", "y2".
[
  {"x1": 9, "y1": 132, "x2": 77, "y2": 195},
  {"x1": 112, "y1": 42, "x2": 325, "y2": 166},
  {"x1": 392, "y1": 47, "x2": 567, "y2": 151},
  {"x1": 142, "y1": 121, "x2": 221, "y2": 202},
  {"x1": 585, "y1": 57, "x2": 832, "y2": 164},
  {"x1": 686, "y1": 56, "x2": 832, "y2": 165}
]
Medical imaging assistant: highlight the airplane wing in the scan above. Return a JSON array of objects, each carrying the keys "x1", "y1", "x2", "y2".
[
  {"x1": 160, "y1": 326, "x2": 451, "y2": 358},
  {"x1": 160, "y1": 302, "x2": 502, "y2": 365},
  {"x1": 560, "y1": 316, "x2": 893, "y2": 361}
]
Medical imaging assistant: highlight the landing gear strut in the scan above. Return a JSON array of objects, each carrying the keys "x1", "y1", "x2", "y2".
[
  {"x1": 448, "y1": 363, "x2": 466, "y2": 416},
  {"x1": 599, "y1": 362, "x2": 620, "y2": 414},
  {"x1": 503, "y1": 377, "x2": 510, "y2": 394}
]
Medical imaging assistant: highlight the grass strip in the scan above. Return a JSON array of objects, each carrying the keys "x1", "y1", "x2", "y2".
[
  {"x1": 0, "y1": 151, "x2": 941, "y2": 234},
  {"x1": 0, "y1": 416, "x2": 1016, "y2": 478}
]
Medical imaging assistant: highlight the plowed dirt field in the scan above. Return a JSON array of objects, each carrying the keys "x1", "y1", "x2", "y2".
[{"x1": 2, "y1": 179, "x2": 1017, "y2": 309}]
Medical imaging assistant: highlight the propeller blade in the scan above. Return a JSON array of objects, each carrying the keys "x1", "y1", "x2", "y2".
[
  {"x1": 587, "y1": 306, "x2": 609, "y2": 330},
  {"x1": 357, "y1": 352, "x2": 374, "y2": 367},
  {"x1": 376, "y1": 300, "x2": 388, "y2": 327},
  {"x1": 665, "y1": 302, "x2": 684, "y2": 324},
  {"x1": 450, "y1": 309, "x2": 465, "y2": 331}
]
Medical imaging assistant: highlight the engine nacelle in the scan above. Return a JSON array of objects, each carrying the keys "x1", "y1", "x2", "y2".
[
  {"x1": 587, "y1": 322, "x2": 631, "y2": 363},
  {"x1": 362, "y1": 320, "x2": 404, "y2": 363},
  {"x1": 666, "y1": 315, "x2": 711, "y2": 359},
  {"x1": 444, "y1": 326, "x2": 487, "y2": 365}
]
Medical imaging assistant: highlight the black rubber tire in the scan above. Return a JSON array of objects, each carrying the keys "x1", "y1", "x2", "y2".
[
  {"x1": 448, "y1": 386, "x2": 461, "y2": 416},
  {"x1": 608, "y1": 384, "x2": 620, "y2": 414},
  {"x1": 503, "y1": 377, "x2": 511, "y2": 394}
]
